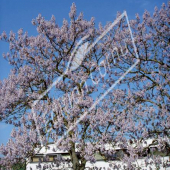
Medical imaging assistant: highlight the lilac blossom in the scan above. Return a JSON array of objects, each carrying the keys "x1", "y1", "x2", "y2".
[{"x1": 0, "y1": 2, "x2": 170, "y2": 170}]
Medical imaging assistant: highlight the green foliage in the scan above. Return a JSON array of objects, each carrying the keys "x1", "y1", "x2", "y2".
[
  {"x1": 0, "y1": 162, "x2": 26, "y2": 170},
  {"x1": 12, "y1": 162, "x2": 26, "y2": 170}
]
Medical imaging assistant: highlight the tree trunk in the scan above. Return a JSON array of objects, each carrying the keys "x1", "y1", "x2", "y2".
[{"x1": 69, "y1": 143, "x2": 86, "y2": 170}]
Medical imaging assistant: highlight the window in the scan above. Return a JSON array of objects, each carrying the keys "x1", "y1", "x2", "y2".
[
  {"x1": 95, "y1": 152, "x2": 106, "y2": 161},
  {"x1": 32, "y1": 156, "x2": 43, "y2": 163},
  {"x1": 150, "y1": 147, "x2": 169, "y2": 157}
]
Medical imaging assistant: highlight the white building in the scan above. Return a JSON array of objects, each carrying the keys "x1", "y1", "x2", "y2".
[{"x1": 26, "y1": 139, "x2": 170, "y2": 170}]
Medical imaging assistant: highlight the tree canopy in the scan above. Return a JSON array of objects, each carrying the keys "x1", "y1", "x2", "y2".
[{"x1": 0, "y1": 2, "x2": 170, "y2": 170}]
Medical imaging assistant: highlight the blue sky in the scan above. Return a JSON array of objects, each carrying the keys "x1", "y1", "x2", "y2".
[{"x1": 0, "y1": 0, "x2": 166, "y2": 146}]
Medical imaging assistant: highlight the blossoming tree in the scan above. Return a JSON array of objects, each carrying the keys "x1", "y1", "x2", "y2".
[{"x1": 0, "y1": 2, "x2": 169, "y2": 170}]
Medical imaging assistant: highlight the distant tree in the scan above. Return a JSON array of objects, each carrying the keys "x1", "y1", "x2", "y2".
[
  {"x1": 12, "y1": 162, "x2": 26, "y2": 170},
  {"x1": 0, "y1": 2, "x2": 169, "y2": 170},
  {"x1": 0, "y1": 161, "x2": 25, "y2": 170}
]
